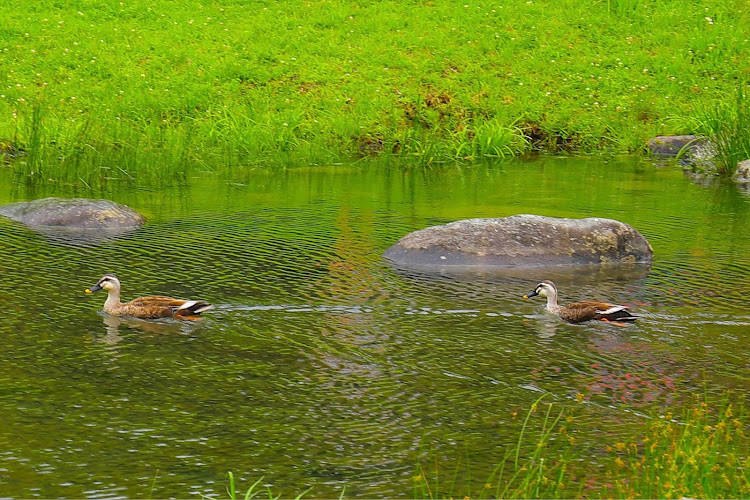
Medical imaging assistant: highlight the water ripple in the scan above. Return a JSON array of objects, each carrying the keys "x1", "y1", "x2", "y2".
[{"x1": 1, "y1": 159, "x2": 749, "y2": 498}]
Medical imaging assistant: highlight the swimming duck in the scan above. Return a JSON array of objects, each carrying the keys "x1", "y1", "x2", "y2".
[
  {"x1": 85, "y1": 274, "x2": 214, "y2": 319},
  {"x1": 523, "y1": 280, "x2": 637, "y2": 324}
]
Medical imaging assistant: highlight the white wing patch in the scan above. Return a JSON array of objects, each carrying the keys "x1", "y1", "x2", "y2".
[
  {"x1": 177, "y1": 300, "x2": 198, "y2": 310},
  {"x1": 193, "y1": 304, "x2": 214, "y2": 313}
]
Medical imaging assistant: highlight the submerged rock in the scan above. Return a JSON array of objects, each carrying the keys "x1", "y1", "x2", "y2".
[
  {"x1": 383, "y1": 215, "x2": 653, "y2": 270},
  {"x1": 647, "y1": 134, "x2": 728, "y2": 176},
  {"x1": 0, "y1": 197, "x2": 145, "y2": 245},
  {"x1": 647, "y1": 134, "x2": 718, "y2": 170},
  {"x1": 734, "y1": 159, "x2": 750, "y2": 183},
  {"x1": 647, "y1": 135, "x2": 702, "y2": 157}
]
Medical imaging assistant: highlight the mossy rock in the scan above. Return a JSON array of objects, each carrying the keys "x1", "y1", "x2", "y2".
[
  {"x1": 0, "y1": 197, "x2": 145, "y2": 245},
  {"x1": 383, "y1": 214, "x2": 653, "y2": 270},
  {"x1": 0, "y1": 197, "x2": 145, "y2": 228}
]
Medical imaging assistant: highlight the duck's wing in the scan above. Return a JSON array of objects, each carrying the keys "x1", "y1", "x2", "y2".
[
  {"x1": 126, "y1": 296, "x2": 213, "y2": 318},
  {"x1": 558, "y1": 301, "x2": 601, "y2": 323},
  {"x1": 571, "y1": 300, "x2": 637, "y2": 321},
  {"x1": 565, "y1": 301, "x2": 607, "y2": 312}
]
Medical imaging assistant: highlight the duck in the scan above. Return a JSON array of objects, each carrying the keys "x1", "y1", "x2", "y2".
[
  {"x1": 85, "y1": 274, "x2": 214, "y2": 319},
  {"x1": 523, "y1": 280, "x2": 637, "y2": 324}
]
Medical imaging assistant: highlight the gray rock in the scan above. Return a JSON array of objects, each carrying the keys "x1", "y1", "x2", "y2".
[
  {"x1": 647, "y1": 135, "x2": 702, "y2": 157},
  {"x1": 383, "y1": 215, "x2": 653, "y2": 270},
  {"x1": 0, "y1": 197, "x2": 145, "y2": 245},
  {"x1": 647, "y1": 135, "x2": 719, "y2": 171},
  {"x1": 734, "y1": 159, "x2": 750, "y2": 183}
]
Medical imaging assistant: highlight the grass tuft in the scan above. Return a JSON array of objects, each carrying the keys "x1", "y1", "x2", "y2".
[{"x1": 686, "y1": 84, "x2": 750, "y2": 176}]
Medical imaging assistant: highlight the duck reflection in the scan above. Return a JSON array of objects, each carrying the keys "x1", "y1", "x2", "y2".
[
  {"x1": 97, "y1": 312, "x2": 198, "y2": 344},
  {"x1": 522, "y1": 315, "x2": 560, "y2": 340}
]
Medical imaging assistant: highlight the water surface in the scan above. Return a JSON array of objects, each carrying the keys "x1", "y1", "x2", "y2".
[{"x1": 1, "y1": 157, "x2": 749, "y2": 498}]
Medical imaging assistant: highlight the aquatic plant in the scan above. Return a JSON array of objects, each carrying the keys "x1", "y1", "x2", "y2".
[
  {"x1": 603, "y1": 398, "x2": 750, "y2": 499},
  {"x1": 411, "y1": 395, "x2": 748, "y2": 499},
  {"x1": 202, "y1": 472, "x2": 317, "y2": 500},
  {"x1": 202, "y1": 395, "x2": 747, "y2": 499},
  {"x1": 201, "y1": 472, "x2": 309, "y2": 500},
  {"x1": 413, "y1": 395, "x2": 572, "y2": 499}
]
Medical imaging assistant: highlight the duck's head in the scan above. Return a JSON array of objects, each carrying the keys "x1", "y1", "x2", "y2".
[
  {"x1": 85, "y1": 274, "x2": 121, "y2": 293},
  {"x1": 523, "y1": 280, "x2": 556, "y2": 299}
]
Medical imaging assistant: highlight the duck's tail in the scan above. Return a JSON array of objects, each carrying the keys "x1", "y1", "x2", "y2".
[
  {"x1": 175, "y1": 300, "x2": 214, "y2": 316},
  {"x1": 598, "y1": 305, "x2": 638, "y2": 322}
]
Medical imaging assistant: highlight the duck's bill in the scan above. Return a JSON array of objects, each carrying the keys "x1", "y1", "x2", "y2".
[
  {"x1": 85, "y1": 284, "x2": 102, "y2": 293},
  {"x1": 523, "y1": 291, "x2": 538, "y2": 299}
]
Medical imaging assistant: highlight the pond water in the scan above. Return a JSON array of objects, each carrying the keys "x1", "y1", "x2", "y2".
[{"x1": 1, "y1": 157, "x2": 749, "y2": 498}]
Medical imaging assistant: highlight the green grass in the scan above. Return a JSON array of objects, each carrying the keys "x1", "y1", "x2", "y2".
[{"x1": 1, "y1": 0, "x2": 749, "y2": 183}]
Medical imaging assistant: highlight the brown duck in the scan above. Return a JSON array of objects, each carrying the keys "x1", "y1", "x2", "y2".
[
  {"x1": 523, "y1": 280, "x2": 637, "y2": 324},
  {"x1": 85, "y1": 274, "x2": 214, "y2": 319}
]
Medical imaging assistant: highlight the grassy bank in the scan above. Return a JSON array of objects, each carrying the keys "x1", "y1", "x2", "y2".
[{"x1": 1, "y1": 0, "x2": 749, "y2": 180}]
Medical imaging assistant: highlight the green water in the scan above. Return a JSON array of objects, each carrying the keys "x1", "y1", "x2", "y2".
[{"x1": 1, "y1": 157, "x2": 749, "y2": 498}]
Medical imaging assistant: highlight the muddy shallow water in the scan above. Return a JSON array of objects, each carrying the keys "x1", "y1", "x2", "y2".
[{"x1": 0, "y1": 157, "x2": 748, "y2": 498}]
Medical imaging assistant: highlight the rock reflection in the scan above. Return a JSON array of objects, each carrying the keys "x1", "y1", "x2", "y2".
[{"x1": 388, "y1": 261, "x2": 651, "y2": 285}]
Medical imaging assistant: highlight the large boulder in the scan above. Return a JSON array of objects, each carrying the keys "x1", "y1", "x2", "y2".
[
  {"x1": 383, "y1": 215, "x2": 653, "y2": 270},
  {"x1": 0, "y1": 197, "x2": 145, "y2": 245}
]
